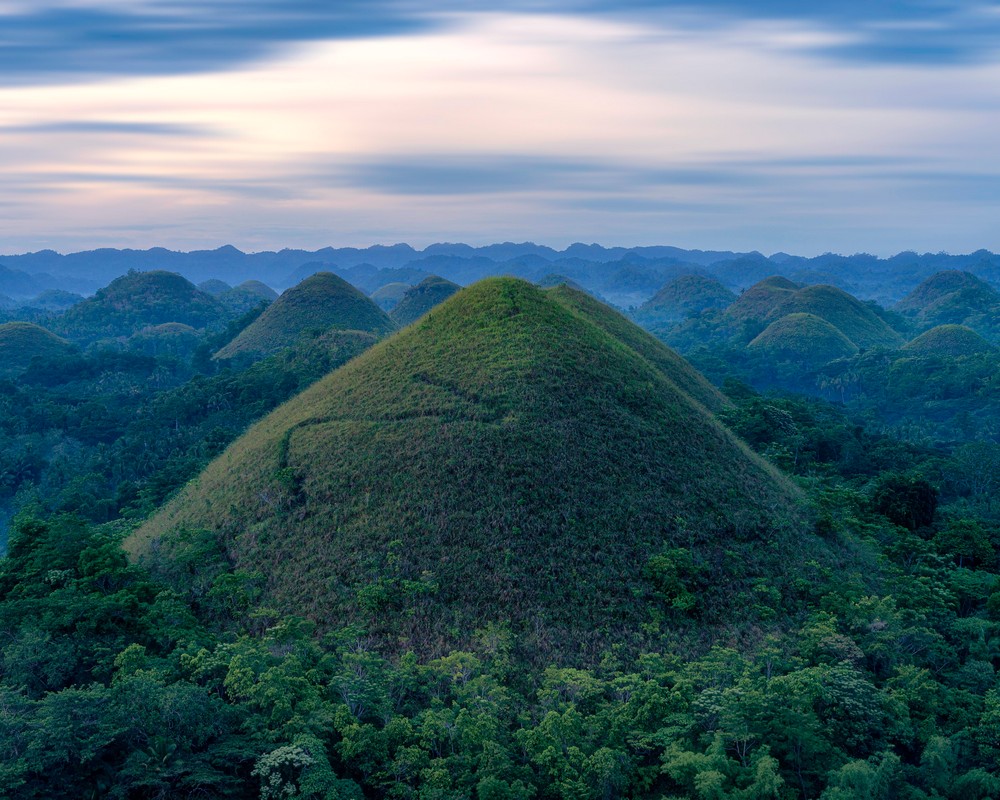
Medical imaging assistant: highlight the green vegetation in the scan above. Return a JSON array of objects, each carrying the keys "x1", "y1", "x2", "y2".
[
  {"x1": 370, "y1": 281, "x2": 413, "y2": 311},
  {"x1": 56, "y1": 270, "x2": 226, "y2": 345},
  {"x1": 748, "y1": 313, "x2": 859, "y2": 365},
  {"x1": 215, "y1": 272, "x2": 395, "y2": 360},
  {"x1": 895, "y1": 271, "x2": 1000, "y2": 342},
  {"x1": 389, "y1": 276, "x2": 462, "y2": 327},
  {"x1": 134, "y1": 278, "x2": 801, "y2": 658},
  {"x1": 1, "y1": 270, "x2": 999, "y2": 798},
  {"x1": 902, "y1": 324, "x2": 995, "y2": 358},
  {"x1": 637, "y1": 273, "x2": 735, "y2": 323},
  {"x1": 218, "y1": 281, "x2": 279, "y2": 316},
  {"x1": 0, "y1": 322, "x2": 75, "y2": 377}
]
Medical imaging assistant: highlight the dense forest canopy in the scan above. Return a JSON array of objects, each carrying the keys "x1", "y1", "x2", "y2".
[{"x1": 0, "y1": 252, "x2": 998, "y2": 799}]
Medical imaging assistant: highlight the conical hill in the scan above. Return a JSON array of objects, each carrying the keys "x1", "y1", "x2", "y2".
[
  {"x1": 0, "y1": 322, "x2": 75, "y2": 376},
  {"x1": 214, "y1": 272, "x2": 395, "y2": 360},
  {"x1": 131, "y1": 278, "x2": 804, "y2": 659},
  {"x1": 389, "y1": 275, "x2": 461, "y2": 327},
  {"x1": 639, "y1": 274, "x2": 735, "y2": 320},
  {"x1": 57, "y1": 270, "x2": 224, "y2": 343},
  {"x1": 748, "y1": 313, "x2": 859, "y2": 364},
  {"x1": 902, "y1": 324, "x2": 995, "y2": 357},
  {"x1": 217, "y1": 280, "x2": 279, "y2": 315}
]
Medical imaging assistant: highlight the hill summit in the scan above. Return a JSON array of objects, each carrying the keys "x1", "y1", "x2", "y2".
[
  {"x1": 214, "y1": 272, "x2": 395, "y2": 360},
  {"x1": 389, "y1": 275, "x2": 462, "y2": 326},
  {"x1": 133, "y1": 278, "x2": 804, "y2": 659},
  {"x1": 57, "y1": 270, "x2": 224, "y2": 343},
  {"x1": 0, "y1": 322, "x2": 75, "y2": 376}
]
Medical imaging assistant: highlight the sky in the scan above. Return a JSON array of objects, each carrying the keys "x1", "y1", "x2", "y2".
[{"x1": 1, "y1": 1, "x2": 999, "y2": 256}]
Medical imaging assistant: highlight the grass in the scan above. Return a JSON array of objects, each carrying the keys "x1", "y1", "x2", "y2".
[
  {"x1": 638, "y1": 274, "x2": 735, "y2": 320},
  {"x1": 389, "y1": 276, "x2": 461, "y2": 327},
  {"x1": 58, "y1": 270, "x2": 225, "y2": 343},
  {"x1": 0, "y1": 322, "x2": 75, "y2": 376},
  {"x1": 131, "y1": 278, "x2": 809, "y2": 662},
  {"x1": 902, "y1": 324, "x2": 995, "y2": 357},
  {"x1": 748, "y1": 312, "x2": 860, "y2": 364},
  {"x1": 215, "y1": 272, "x2": 395, "y2": 359}
]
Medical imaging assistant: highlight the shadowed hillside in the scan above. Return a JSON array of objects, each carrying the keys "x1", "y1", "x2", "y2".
[
  {"x1": 56, "y1": 270, "x2": 225, "y2": 344},
  {"x1": 214, "y1": 272, "x2": 395, "y2": 360},
  {"x1": 0, "y1": 322, "x2": 76, "y2": 376},
  {"x1": 132, "y1": 278, "x2": 805, "y2": 661},
  {"x1": 389, "y1": 275, "x2": 461, "y2": 327},
  {"x1": 902, "y1": 324, "x2": 996, "y2": 357}
]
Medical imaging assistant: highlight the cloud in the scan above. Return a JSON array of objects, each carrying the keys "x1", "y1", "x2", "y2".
[
  {"x1": 0, "y1": 120, "x2": 214, "y2": 136},
  {"x1": 2, "y1": 0, "x2": 999, "y2": 88}
]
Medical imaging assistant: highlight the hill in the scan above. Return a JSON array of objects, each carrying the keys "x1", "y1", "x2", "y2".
[
  {"x1": 638, "y1": 274, "x2": 736, "y2": 320},
  {"x1": 20, "y1": 289, "x2": 84, "y2": 311},
  {"x1": 131, "y1": 278, "x2": 804, "y2": 660},
  {"x1": 727, "y1": 279, "x2": 903, "y2": 348},
  {"x1": 901, "y1": 324, "x2": 996, "y2": 357},
  {"x1": 725, "y1": 276, "x2": 801, "y2": 322},
  {"x1": 0, "y1": 322, "x2": 75, "y2": 376},
  {"x1": 197, "y1": 278, "x2": 232, "y2": 296},
  {"x1": 56, "y1": 270, "x2": 224, "y2": 344},
  {"x1": 894, "y1": 271, "x2": 1000, "y2": 338},
  {"x1": 214, "y1": 272, "x2": 396, "y2": 360},
  {"x1": 217, "y1": 280, "x2": 278, "y2": 315},
  {"x1": 747, "y1": 313, "x2": 860, "y2": 364},
  {"x1": 389, "y1": 275, "x2": 462, "y2": 327},
  {"x1": 127, "y1": 322, "x2": 204, "y2": 359},
  {"x1": 370, "y1": 282, "x2": 412, "y2": 311}
]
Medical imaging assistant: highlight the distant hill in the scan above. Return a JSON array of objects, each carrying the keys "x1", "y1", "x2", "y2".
[
  {"x1": 748, "y1": 313, "x2": 860, "y2": 364},
  {"x1": 370, "y1": 282, "x2": 412, "y2": 311},
  {"x1": 727, "y1": 279, "x2": 903, "y2": 349},
  {"x1": 197, "y1": 278, "x2": 232, "y2": 296},
  {"x1": 894, "y1": 271, "x2": 1000, "y2": 340},
  {"x1": 389, "y1": 276, "x2": 462, "y2": 327},
  {"x1": 0, "y1": 263, "x2": 43, "y2": 298},
  {"x1": 638, "y1": 274, "x2": 736, "y2": 321},
  {"x1": 19, "y1": 289, "x2": 84, "y2": 311},
  {"x1": 56, "y1": 270, "x2": 225, "y2": 344},
  {"x1": 0, "y1": 322, "x2": 76, "y2": 376},
  {"x1": 131, "y1": 278, "x2": 804, "y2": 659},
  {"x1": 217, "y1": 280, "x2": 278, "y2": 315},
  {"x1": 215, "y1": 272, "x2": 395, "y2": 360},
  {"x1": 127, "y1": 323, "x2": 203, "y2": 359},
  {"x1": 902, "y1": 324, "x2": 996, "y2": 358}
]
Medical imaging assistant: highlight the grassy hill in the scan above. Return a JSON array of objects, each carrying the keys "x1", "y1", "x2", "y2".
[
  {"x1": 725, "y1": 276, "x2": 801, "y2": 321},
  {"x1": 748, "y1": 312, "x2": 860, "y2": 364},
  {"x1": 197, "y1": 278, "x2": 232, "y2": 296},
  {"x1": 214, "y1": 272, "x2": 395, "y2": 360},
  {"x1": 894, "y1": 271, "x2": 1000, "y2": 340},
  {"x1": 389, "y1": 275, "x2": 462, "y2": 327},
  {"x1": 727, "y1": 278, "x2": 902, "y2": 349},
  {"x1": 0, "y1": 322, "x2": 76, "y2": 376},
  {"x1": 131, "y1": 278, "x2": 805, "y2": 661},
  {"x1": 217, "y1": 280, "x2": 278, "y2": 315},
  {"x1": 902, "y1": 324, "x2": 996, "y2": 357},
  {"x1": 370, "y1": 282, "x2": 412, "y2": 311},
  {"x1": 56, "y1": 270, "x2": 225, "y2": 344},
  {"x1": 638, "y1": 274, "x2": 736, "y2": 321}
]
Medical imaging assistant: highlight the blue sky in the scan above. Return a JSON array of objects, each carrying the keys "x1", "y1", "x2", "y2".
[{"x1": 1, "y1": 1, "x2": 999, "y2": 254}]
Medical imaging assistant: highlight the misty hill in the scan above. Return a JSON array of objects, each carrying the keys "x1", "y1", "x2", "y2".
[
  {"x1": 214, "y1": 272, "x2": 395, "y2": 360},
  {"x1": 217, "y1": 280, "x2": 278, "y2": 315},
  {"x1": 638, "y1": 274, "x2": 736, "y2": 322},
  {"x1": 370, "y1": 282, "x2": 412, "y2": 311},
  {"x1": 901, "y1": 324, "x2": 996, "y2": 358},
  {"x1": 727, "y1": 279, "x2": 903, "y2": 349},
  {"x1": 748, "y1": 313, "x2": 860, "y2": 365},
  {"x1": 55, "y1": 270, "x2": 225, "y2": 344},
  {"x1": 0, "y1": 322, "x2": 76, "y2": 376},
  {"x1": 197, "y1": 278, "x2": 232, "y2": 296},
  {"x1": 19, "y1": 289, "x2": 84, "y2": 311},
  {"x1": 389, "y1": 276, "x2": 461, "y2": 327},
  {"x1": 894, "y1": 270, "x2": 1000, "y2": 340},
  {"x1": 131, "y1": 278, "x2": 803, "y2": 659}
]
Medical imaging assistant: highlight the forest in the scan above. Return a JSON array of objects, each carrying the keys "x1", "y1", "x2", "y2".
[{"x1": 0, "y1": 256, "x2": 997, "y2": 799}]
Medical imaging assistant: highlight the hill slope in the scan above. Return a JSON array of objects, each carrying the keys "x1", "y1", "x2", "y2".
[
  {"x1": 217, "y1": 280, "x2": 279, "y2": 315},
  {"x1": 748, "y1": 313, "x2": 860, "y2": 364},
  {"x1": 132, "y1": 278, "x2": 804, "y2": 659},
  {"x1": 389, "y1": 275, "x2": 462, "y2": 327},
  {"x1": 214, "y1": 272, "x2": 395, "y2": 360},
  {"x1": 639, "y1": 274, "x2": 736, "y2": 320},
  {"x1": 894, "y1": 270, "x2": 1000, "y2": 339},
  {"x1": 0, "y1": 322, "x2": 75, "y2": 376},
  {"x1": 57, "y1": 270, "x2": 224, "y2": 343},
  {"x1": 902, "y1": 324, "x2": 996, "y2": 357}
]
